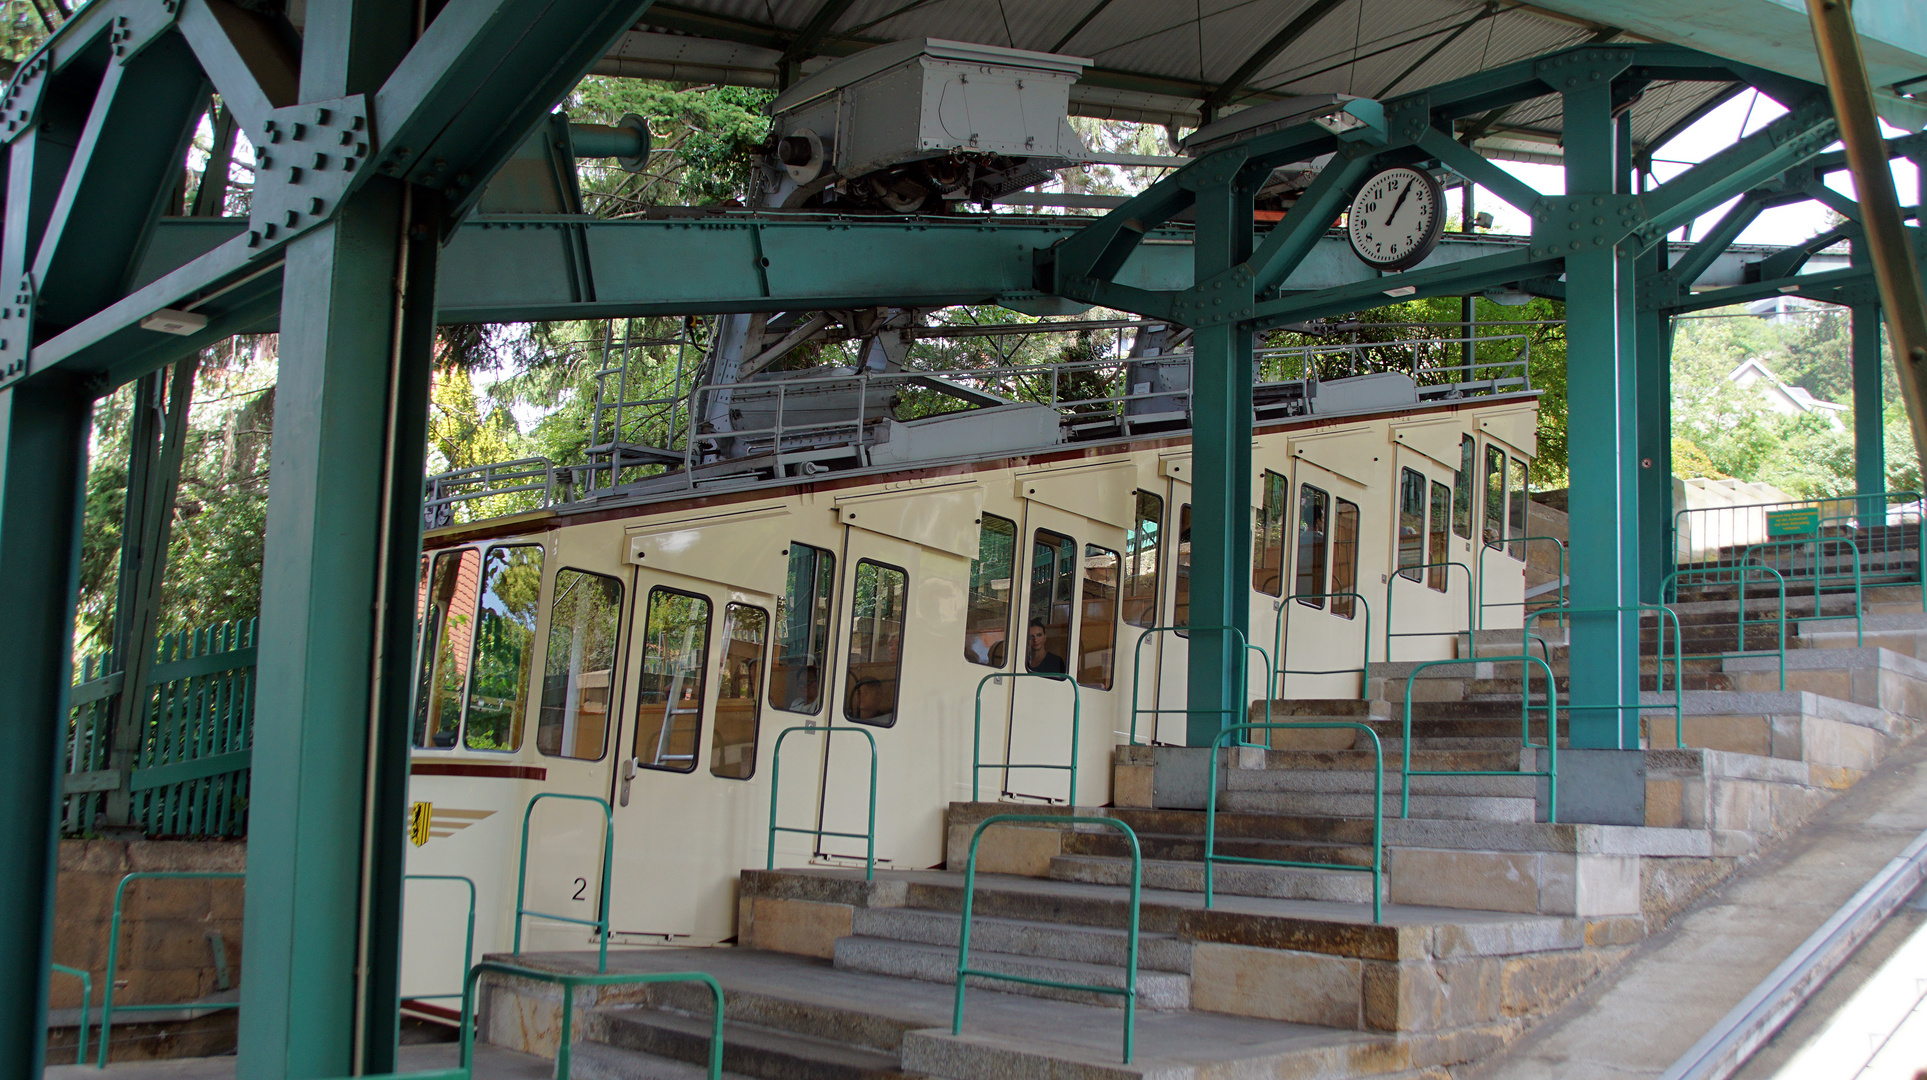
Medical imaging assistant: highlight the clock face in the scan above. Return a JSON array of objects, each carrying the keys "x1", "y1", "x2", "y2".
[{"x1": 1347, "y1": 167, "x2": 1444, "y2": 271}]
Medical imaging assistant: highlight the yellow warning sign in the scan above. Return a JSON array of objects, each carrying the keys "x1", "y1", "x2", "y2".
[{"x1": 409, "y1": 801, "x2": 433, "y2": 847}]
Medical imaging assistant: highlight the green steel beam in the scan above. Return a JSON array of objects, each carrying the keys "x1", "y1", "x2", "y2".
[
  {"x1": 174, "y1": 0, "x2": 300, "y2": 137},
  {"x1": 369, "y1": 0, "x2": 657, "y2": 220},
  {"x1": 236, "y1": 2, "x2": 422, "y2": 1075},
  {"x1": 1635, "y1": 93, "x2": 1838, "y2": 243},
  {"x1": 0, "y1": 380, "x2": 91, "y2": 1080},
  {"x1": 28, "y1": 33, "x2": 208, "y2": 331}
]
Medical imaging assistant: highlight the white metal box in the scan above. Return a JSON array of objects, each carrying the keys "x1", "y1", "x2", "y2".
[{"x1": 770, "y1": 38, "x2": 1089, "y2": 181}]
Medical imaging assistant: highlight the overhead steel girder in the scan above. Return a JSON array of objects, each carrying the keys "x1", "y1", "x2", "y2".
[
  {"x1": 27, "y1": 212, "x2": 1849, "y2": 391},
  {"x1": 0, "y1": 0, "x2": 657, "y2": 392},
  {"x1": 1052, "y1": 43, "x2": 1839, "y2": 331}
]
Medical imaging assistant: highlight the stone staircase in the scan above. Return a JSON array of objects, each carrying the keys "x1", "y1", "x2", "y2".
[{"x1": 474, "y1": 576, "x2": 1927, "y2": 1080}]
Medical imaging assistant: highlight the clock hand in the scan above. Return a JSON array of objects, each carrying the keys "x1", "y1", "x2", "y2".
[{"x1": 1384, "y1": 180, "x2": 1414, "y2": 227}]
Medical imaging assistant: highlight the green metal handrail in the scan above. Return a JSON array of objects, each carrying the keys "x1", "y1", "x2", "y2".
[
  {"x1": 1400, "y1": 656, "x2": 1558, "y2": 823},
  {"x1": 51, "y1": 963, "x2": 91, "y2": 1064},
  {"x1": 1384, "y1": 560, "x2": 1477, "y2": 660},
  {"x1": 954, "y1": 814, "x2": 1141, "y2": 1063},
  {"x1": 461, "y1": 961, "x2": 724, "y2": 1080},
  {"x1": 1205, "y1": 722, "x2": 1384, "y2": 922},
  {"x1": 99, "y1": 870, "x2": 245, "y2": 1066},
  {"x1": 1662, "y1": 564, "x2": 1788, "y2": 693},
  {"x1": 767, "y1": 725, "x2": 877, "y2": 880},
  {"x1": 1672, "y1": 490, "x2": 1924, "y2": 611},
  {"x1": 1272, "y1": 591, "x2": 1372, "y2": 701},
  {"x1": 515, "y1": 793, "x2": 614, "y2": 972},
  {"x1": 404, "y1": 874, "x2": 476, "y2": 1004},
  {"x1": 1743, "y1": 537, "x2": 1864, "y2": 646},
  {"x1": 1478, "y1": 536, "x2": 1568, "y2": 627},
  {"x1": 1524, "y1": 604, "x2": 1684, "y2": 749},
  {"x1": 972, "y1": 672, "x2": 1082, "y2": 805},
  {"x1": 1126, "y1": 625, "x2": 1268, "y2": 745}
]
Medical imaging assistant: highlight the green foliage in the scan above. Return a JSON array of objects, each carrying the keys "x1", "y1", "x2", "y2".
[
  {"x1": 76, "y1": 338, "x2": 277, "y2": 654},
  {"x1": 1669, "y1": 305, "x2": 1911, "y2": 499},
  {"x1": 569, "y1": 78, "x2": 774, "y2": 214},
  {"x1": 1260, "y1": 294, "x2": 1570, "y2": 486}
]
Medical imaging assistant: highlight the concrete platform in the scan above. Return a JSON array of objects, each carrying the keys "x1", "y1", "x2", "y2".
[{"x1": 1463, "y1": 732, "x2": 1927, "y2": 1080}]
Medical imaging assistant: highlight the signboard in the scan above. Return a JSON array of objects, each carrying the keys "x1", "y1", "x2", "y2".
[{"x1": 1765, "y1": 507, "x2": 1821, "y2": 536}]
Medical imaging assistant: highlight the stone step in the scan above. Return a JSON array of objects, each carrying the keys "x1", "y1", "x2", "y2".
[
  {"x1": 848, "y1": 906, "x2": 1193, "y2": 974},
  {"x1": 1216, "y1": 788, "x2": 1538, "y2": 822},
  {"x1": 1232, "y1": 747, "x2": 1529, "y2": 772},
  {"x1": 1221, "y1": 767, "x2": 1537, "y2": 798},
  {"x1": 571, "y1": 1042, "x2": 760, "y2": 1080},
  {"x1": 1046, "y1": 853, "x2": 1378, "y2": 903},
  {"x1": 1064, "y1": 829, "x2": 1372, "y2": 868},
  {"x1": 1107, "y1": 805, "x2": 1377, "y2": 844},
  {"x1": 832, "y1": 936, "x2": 1193, "y2": 1010},
  {"x1": 587, "y1": 1004, "x2": 909, "y2": 1080}
]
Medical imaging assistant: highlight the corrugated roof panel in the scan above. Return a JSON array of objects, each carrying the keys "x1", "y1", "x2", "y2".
[{"x1": 641, "y1": 0, "x2": 1756, "y2": 155}]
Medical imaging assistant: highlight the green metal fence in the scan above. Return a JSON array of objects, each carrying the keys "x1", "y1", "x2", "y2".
[
  {"x1": 1400, "y1": 655, "x2": 1558, "y2": 823},
  {"x1": 954, "y1": 814, "x2": 1142, "y2": 1064},
  {"x1": 1384, "y1": 561, "x2": 1476, "y2": 661},
  {"x1": 100, "y1": 871, "x2": 246, "y2": 1066},
  {"x1": 64, "y1": 619, "x2": 257, "y2": 838},
  {"x1": 461, "y1": 962, "x2": 725, "y2": 1080},
  {"x1": 767, "y1": 725, "x2": 877, "y2": 880},
  {"x1": 1524, "y1": 604, "x2": 1684, "y2": 749},
  {"x1": 972, "y1": 672, "x2": 1082, "y2": 805},
  {"x1": 1661, "y1": 564, "x2": 1789, "y2": 693},
  {"x1": 1205, "y1": 722, "x2": 1384, "y2": 922},
  {"x1": 1672, "y1": 490, "x2": 1924, "y2": 606},
  {"x1": 49, "y1": 963, "x2": 90, "y2": 1065},
  {"x1": 1272, "y1": 592, "x2": 1371, "y2": 701},
  {"x1": 1744, "y1": 537, "x2": 1865, "y2": 645},
  {"x1": 1127, "y1": 626, "x2": 1270, "y2": 745},
  {"x1": 514, "y1": 794, "x2": 614, "y2": 973}
]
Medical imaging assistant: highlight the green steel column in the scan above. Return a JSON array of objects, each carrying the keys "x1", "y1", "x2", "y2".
[
  {"x1": 1562, "y1": 79, "x2": 1641, "y2": 748},
  {"x1": 0, "y1": 381, "x2": 93, "y2": 1080},
  {"x1": 1186, "y1": 168, "x2": 1257, "y2": 746},
  {"x1": 1635, "y1": 258, "x2": 1671, "y2": 603},
  {"x1": 1852, "y1": 237, "x2": 1885, "y2": 497},
  {"x1": 236, "y1": 3, "x2": 421, "y2": 1077},
  {"x1": 1852, "y1": 298, "x2": 1885, "y2": 496}
]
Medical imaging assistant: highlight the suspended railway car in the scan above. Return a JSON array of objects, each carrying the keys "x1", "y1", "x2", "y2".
[{"x1": 395, "y1": 355, "x2": 1541, "y2": 1010}]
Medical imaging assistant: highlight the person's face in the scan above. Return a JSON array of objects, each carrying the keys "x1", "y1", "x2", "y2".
[{"x1": 1027, "y1": 625, "x2": 1047, "y2": 660}]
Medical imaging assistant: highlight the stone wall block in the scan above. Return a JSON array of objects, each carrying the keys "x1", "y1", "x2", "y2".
[{"x1": 1191, "y1": 942, "x2": 1362, "y2": 1027}]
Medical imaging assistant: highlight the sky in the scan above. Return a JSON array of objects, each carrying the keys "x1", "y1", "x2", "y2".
[{"x1": 1474, "y1": 89, "x2": 1919, "y2": 249}]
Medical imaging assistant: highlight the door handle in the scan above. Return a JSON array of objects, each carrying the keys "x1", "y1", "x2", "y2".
[{"x1": 620, "y1": 757, "x2": 637, "y2": 807}]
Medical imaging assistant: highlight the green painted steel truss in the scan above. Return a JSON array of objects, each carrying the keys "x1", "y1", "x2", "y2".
[{"x1": 3, "y1": 6, "x2": 1926, "y2": 1077}]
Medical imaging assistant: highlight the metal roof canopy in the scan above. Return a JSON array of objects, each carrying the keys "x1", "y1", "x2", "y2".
[{"x1": 609, "y1": 0, "x2": 1927, "y2": 158}]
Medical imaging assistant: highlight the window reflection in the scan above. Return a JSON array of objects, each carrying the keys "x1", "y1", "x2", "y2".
[
  {"x1": 637, "y1": 588, "x2": 711, "y2": 773},
  {"x1": 1331, "y1": 499, "x2": 1359, "y2": 619},
  {"x1": 1123, "y1": 490, "x2": 1163, "y2": 629},
  {"x1": 1078, "y1": 545, "x2": 1120, "y2": 690},
  {"x1": 1295, "y1": 484, "x2": 1329, "y2": 606},
  {"x1": 965, "y1": 516, "x2": 1016, "y2": 667},
  {"x1": 1398, "y1": 468, "x2": 1426, "y2": 582},
  {"x1": 1028, "y1": 530, "x2": 1076, "y2": 677},
  {"x1": 414, "y1": 549, "x2": 478, "y2": 749},
  {"x1": 712, "y1": 604, "x2": 767, "y2": 779},
  {"x1": 770, "y1": 543, "x2": 834, "y2": 713},
  {"x1": 464, "y1": 545, "x2": 543, "y2": 752},
  {"x1": 845, "y1": 561, "x2": 907, "y2": 726},
  {"x1": 538, "y1": 568, "x2": 622, "y2": 760}
]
